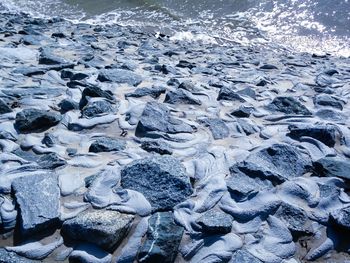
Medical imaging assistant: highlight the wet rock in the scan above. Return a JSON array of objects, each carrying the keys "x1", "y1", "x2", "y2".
[
  {"x1": 164, "y1": 89, "x2": 201, "y2": 105},
  {"x1": 236, "y1": 144, "x2": 312, "y2": 184},
  {"x1": 230, "y1": 249, "x2": 263, "y2": 263},
  {"x1": 62, "y1": 210, "x2": 134, "y2": 252},
  {"x1": 199, "y1": 118, "x2": 229, "y2": 140},
  {"x1": 79, "y1": 85, "x2": 115, "y2": 110},
  {"x1": 267, "y1": 96, "x2": 312, "y2": 115},
  {"x1": 125, "y1": 86, "x2": 166, "y2": 99},
  {"x1": 287, "y1": 124, "x2": 337, "y2": 147},
  {"x1": 81, "y1": 98, "x2": 115, "y2": 118},
  {"x1": 314, "y1": 157, "x2": 350, "y2": 180},
  {"x1": 58, "y1": 98, "x2": 79, "y2": 113},
  {"x1": 12, "y1": 174, "x2": 60, "y2": 237},
  {"x1": 314, "y1": 94, "x2": 344, "y2": 110},
  {"x1": 330, "y1": 206, "x2": 350, "y2": 230},
  {"x1": 14, "y1": 109, "x2": 61, "y2": 133},
  {"x1": 140, "y1": 140, "x2": 173, "y2": 155},
  {"x1": 120, "y1": 156, "x2": 193, "y2": 211},
  {"x1": 97, "y1": 69, "x2": 142, "y2": 86},
  {"x1": 0, "y1": 248, "x2": 38, "y2": 263},
  {"x1": 137, "y1": 212, "x2": 184, "y2": 263},
  {"x1": 89, "y1": 137, "x2": 126, "y2": 153},
  {"x1": 231, "y1": 106, "x2": 253, "y2": 118},
  {"x1": 37, "y1": 153, "x2": 67, "y2": 169},
  {"x1": 217, "y1": 86, "x2": 245, "y2": 102},
  {"x1": 0, "y1": 99, "x2": 12, "y2": 114},
  {"x1": 135, "y1": 102, "x2": 194, "y2": 137},
  {"x1": 195, "y1": 209, "x2": 233, "y2": 234}
]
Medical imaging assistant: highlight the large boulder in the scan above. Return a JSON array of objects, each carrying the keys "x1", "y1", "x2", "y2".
[
  {"x1": 135, "y1": 102, "x2": 194, "y2": 137},
  {"x1": 120, "y1": 156, "x2": 193, "y2": 211},
  {"x1": 97, "y1": 69, "x2": 142, "y2": 86},
  {"x1": 137, "y1": 212, "x2": 184, "y2": 263},
  {"x1": 313, "y1": 157, "x2": 350, "y2": 180},
  {"x1": 15, "y1": 109, "x2": 61, "y2": 133},
  {"x1": 62, "y1": 210, "x2": 134, "y2": 252},
  {"x1": 12, "y1": 174, "x2": 60, "y2": 237},
  {"x1": 267, "y1": 96, "x2": 312, "y2": 115}
]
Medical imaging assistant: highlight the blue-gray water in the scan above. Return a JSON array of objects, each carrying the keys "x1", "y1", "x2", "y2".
[{"x1": 1, "y1": 0, "x2": 349, "y2": 56}]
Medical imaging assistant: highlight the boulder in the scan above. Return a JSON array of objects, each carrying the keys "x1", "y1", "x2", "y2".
[
  {"x1": 15, "y1": 109, "x2": 61, "y2": 133},
  {"x1": 12, "y1": 174, "x2": 60, "y2": 237},
  {"x1": 313, "y1": 157, "x2": 350, "y2": 180},
  {"x1": 97, "y1": 69, "x2": 142, "y2": 86},
  {"x1": 195, "y1": 209, "x2": 233, "y2": 234},
  {"x1": 231, "y1": 106, "x2": 253, "y2": 118},
  {"x1": 120, "y1": 156, "x2": 193, "y2": 211},
  {"x1": 137, "y1": 212, "x2": 184, "y2": 263},
  {"x1": 89, "y1": 137, "x2": 126, "y2": 153},
  {"x1": 62, "y1": 210, "x2": 134, "y2": 252},
  {"x1": 267, "y1": 96, "x2": 312, "y2": 115}
]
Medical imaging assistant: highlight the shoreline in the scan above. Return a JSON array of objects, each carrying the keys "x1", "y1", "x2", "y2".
[{"x1": 0, "y1": 10, "x2": 350, "y2": 263}]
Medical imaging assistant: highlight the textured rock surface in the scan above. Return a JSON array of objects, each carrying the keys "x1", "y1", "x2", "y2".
[
  {"x1": 195, "y1": 209, "x2": 233, "y2": 234},
  {"x1": 267, "y1": 96, "x2": 312, "y2": 115},
  {"x1": 314, "y1": 157, "x2": 350, "y2": 180},
  {"x1": 15, "y1": 109, "x2": 61, "y2": 133},
  {"x1": 97, "y1": 69, "x2": 142, "y2": 86},
  {"x1": 89, "y1": 137, "x2": 126, "y2": 153}
]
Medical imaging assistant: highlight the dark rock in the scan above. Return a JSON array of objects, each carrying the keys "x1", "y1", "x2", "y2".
[
  {"x1": 141, "y1": 140, "x2": 173, "y2": 155},
  {"x1": 217, "y1": 86, "x2": 246, "y2": 102},
  {"x1": 154, "y1": 64, "x2": 175, "y2": 74},
  {"x1": 287, "y1": 124, "x2": 337, "y2": 147},
  {"x1": 178, "y1": 81, "x2": 200, "y2": 93},
  {"x1": 62, "y1": 210, "x2": 134, "y2": 252},
  {"x1": 237, "y1": 87, "x2": 256, "y2": 99},
  {"x1": 176, "y1": 60, "x2": 195, "y2": 69},
  {"x1": 315, "y1": 109, "x2": 346, "y2": 121},
  {"x1": 199, "y1": 118, "x2": 229, "y2": 140},
  {"x1": 0, "y1": 99, "x2": 12, "y2": 114},
  {"x1": 79, "y1": 85, "x2": 115, "y2": 110},
  {"x1": 0, "y1": 248, "x2": 38, "y2": 263},
  {"x1": 42, "y1": 133, "x2": 56, "y2": 147},
  {"x1": 135, "y1": 102, "x2": 194, "y2": 137},
  {"x1": 120, "y1": 156, "x2": 193, "y2": 211},
  {"x1": 236, "y1": 144, "x2": 312, "y2": 184},
  {"x1": 15, "y1": 109, "x2": 61, "y2": 133},
  {"x1": 81, "y1": 98, "x2": 115, "y2": 118},
  {"x1": 195, "y1": 209, "x2": 233, "y2": 234},
  {"x1": 267, "y1": 96, "x2": 312, "y2": 115},
  {"x1": 37, "y1": 153, "x2": 67, "y2": 169},
  {"x1": 12, "y1": 174, "x2": 60, "y2": 237},
  {"x1": 231, "y1": 106, "x2": 253, "y2": 118},
  {"x1": 330, "y1": 206, "x2": 350, "y2": 230},
  {"x1": 314, "y1": 157, "x2": 350, "y2": 180},
  {"x1": 236, "y1": 119, "x2": 259, "y2": 135},
  {"x1": 230, "y1": 250, "x2": 263, "y2": 263},
  {"x1": 138, "y1": 212, "x2": 183, "y2": 263},
  {"x1": 314, "y1": 94, "x2": 344, "y2": 110},
  {"x1": 324, "y1": 69, "x2": 339, "y2": 76},
  {"x1": 316, "y1": 73, "x2": 336, "y2": 87},
  {"x1": 60, "y1": 69, "x2": 74, "y2": 79},
  {"x1": 125, "y1": 86, "x2": 166, "y2": 99},
  {"x1": 97, "y1": 69, "x2": 142, "y2": 86},
  {"x1": 89, "y1": 137, "x2": 126, "y2": 153},
  {"x1": 167, "y1": 78, "x2": 180, "y2": 86},
  {"x1": 164, "y1": 89, "x2": 201, "y2": 105},
  {"x1": 58, "y1": 98, "x2": 79, "y2": 113},
  {"x1": 38, "y1": 48, "x2": 68, "y2": 65},
  {"x1": 260, "y1": 64, "x2": 278, "y2": 70}
]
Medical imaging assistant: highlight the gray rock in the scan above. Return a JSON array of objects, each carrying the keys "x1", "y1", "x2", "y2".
[
  {"x1": 69, "y1": 243, "x2": 112, "y2": 263},
  {"x1": 79, "y1": 85, "x2": 115, "y2": 110},
  {"x1": 42, "y1": 133, "x2": 56, "y2": 147},
  {"x1": 120, "y1": 156, "x2": 193, "y2": 211},
  {"x1": 37, "y1": 152, "x2": 67, "y2": 169},
  {"x1": 125, "y1": 86, "x2": 166, "y2": 99},
  {"x1": 89, "y1": 137, "x2": 126, "y2": 153},
  {"x1": 12, "y1": 173, "x2": 60, "y2": 237},
  {"x1": 0, "y1": 248, "x2": 38, "y2": 263},
  {"x1": 135, "y1": 102, "x2": 194, "y2": 137},
  {"x1": 62, "y1": 210, "x2": 134, "y2": 252},
  {"x1": 58, "y1": 98, "x2": 79, "y2": 113},
  {"x1": 15, "y1": 109, "x2": 61, "y2": 133},
  {"x1": 97, "y1": 69, "x2": 142, "y2": 86},
  {"x1": 137, "y1": 212, "x2": 184, "y2": 263},
  {"x1": 236, "y1": 118, "x2": 260, "y2": 135},
  {"x1": 236, "y1": 87, "x2": 256, "y2": 99},
  {"x1": 38, "y1": 48, "x2": 69, "y2": 65},
  {"x1": 314, "y1": 94, "x2": 344, "y2": 110},
  {"x1": 230, "y1": 250, "x2": 263, "y2": 263},
  {"x1": 0, "y1": 99, "x2": 12, "y2": 114},
  {"x1": 217, "y1": 86, "x2": 246, "y2": 102},
  {"x1": 330, "y1": 206, "x2": 350, "y2": 229},
  {"x1": 314, "y1": 157, "x2": 350, "y2": 180},
  {"x1": 82, "y1": 99, "x2": 115, "y2": 118},
  {"x1": 260, "y1": 64, "x2": 278, "y2": 70},
  {"x1": 267, "y1": 96, "x2": 312, "y2": 115},
  {"x1": 164, "y1": 89, "x2": 201, "y2": 105},
  {"x1": 195, "y1": 209, "x2": 233, "y2": 234},
  {"x1": 199, "y1": 118, "x2": 229, "y2": 140},
  {"x1": 231, "y1": 106, "x2": 253, "y2": 118},
  {"x1": 141, "y1": 140, "x2": 173, "y2": 155},
  {"x1": 315, "y1": 108, "x2": 346, "y2": 121}
]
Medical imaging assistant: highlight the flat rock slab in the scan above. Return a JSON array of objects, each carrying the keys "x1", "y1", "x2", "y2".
[
  {"x1": 138, "y1": 212, "x2": 184, "y2": 263},
  {"x1": 140, "y1": 140, "x2": 173, "y2": 155},
  {"x1": 89, "y1": 137, "x2": 126, "y2": 153},
  {"x1": 14, "y1": 109, "x2": 61, "y2": 133},
  {"x1": 12, "y1": 173, "x2": 60, "y2": 237},
  {"x1": 199, "y1": 118, "x2": 229, "y2": 140},
  {"x1": 97, "y1": 69, "x2": 142, "y2": 86},
  {"x1": 121, "y1": 156, "x2": 193, "y2": 211},
  {"x1": 314, "y1": 157, "x2": 350, "y2": 180},
  {"x1": 164, "y1": 89, "x2": 201, "y2": 105},
  {"x1": 267, "y1": 96, "x2": 312, "y2": 115},
  {"x1": 62, "y1": 210, "x2": 134, "y2": 252},
  {"x1": 195, "y1": 209, "x2": 233, "y2": 234}
]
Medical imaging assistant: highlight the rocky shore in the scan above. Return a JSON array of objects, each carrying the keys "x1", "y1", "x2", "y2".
[{"x1": 0, "y1": 11, "x2": 350, "y2": 263}]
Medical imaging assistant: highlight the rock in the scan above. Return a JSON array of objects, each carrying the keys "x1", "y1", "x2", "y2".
[
  {"x1": 37, "y1": 153, "x2": 67, "y2": 169},
  {"x1": 120, "y1": 156, "x2": 193, "y2": 211},
  {"x1": 231, "y1": 106, "x2": 253, "y2": 118},
  {"x1": 199, "y1": 118, "x2": 229, "y2": 140},
  {"x1": 235, "y1": 144, "x2": 312, "y2": 184},
  {"x1": 135, "y1": 102, "x2": 194, "y2": 137},
  {"x1": 140, "y1": 140, "x2": 173, "y2": 155},
  {"x1": 230, "y1": 250, "x2": 263, "y2": 263},
  {"x1": 330, "y1": 206, "x2": 350, "y2": 230},
  {"x1": 38, "y1": 48, "x2": 68, "y2": 65},
  {"x1": 137, "y1": 212, "x2": 184, "y2": 263},
  {"x1": 15, "y1": 109, "x2": 61, "y2": 133},
  {"x1": 125, "y1": 86, "x2": 166, "y2": 99},
  {"x1": 260, "y1": 64, "x2": 278, "y2": 70},
  {"x1": 81, "y1": 98, "x2": 115, "y2": 118},
  {"x1": 0, "y1": 99, "x2": 12, "y2": 114},
  {"x1": 314, "y1": 157, "x2": 350, "y2": 180},
  {"x1": 176, "y1": 60, "x2": 195, "y2": 69},
  {"x1": 97, "y1": 69, "x2": 142, "y2": 86},
  {"x1": 267, "y1": 96, "x2": 312, "y2": 115},
  {"x1": 237, "y1": 87, "x2": 256, "y2": 99},
  {"x1": 0, "y1": 248, "x2": 38, "y2": 263},
  {"x1": 315, "y1": 109, "x2": 346, "y2": 121},
  {"x1": 314, "y1": 94, "x2": 344, "y2": 110},
  {"x1": 62, "y1": 210, "x2": 134, "y2": 252},
  {"x1": 287, "y1": 124, "x2": 337, "y2": 147},
  {"x1": 58, "y1": 98, "x2": 79, "y2": 113},
  {"x1": 41, "y1": 133, "x2": 57, "y2": 147},
  {"x1": 236, "y1": 118, "x2": 260, "y2": 135},
  {"x1": 217, "y1": 86, "x2": 246, "y2": 102},
  {"x1": 79, "y1": 85, "x2": 115, "y2": 110},
  {"x1": 178, "y1": 81, "x2": 199, "y2": 93},
  {"x1": 12, "y1": 173, "x2": 60, "y2": 237},
  {"x1": 89, "y1": 137, "x2": 126, "y2": 153},
  {"x1": 164, "y1": 89, "x2": 201, "y2": 105},
  {"x1": 195, "y1": 209, "x2": 233, "y2": 234},
  {"x1": 68, "y1": 243, "x2": 112, "y2": 263},
  {"x1": 0, "y1": 195, "x2": 17, "y2": 232}
]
